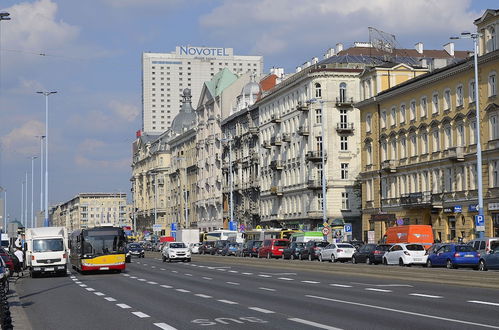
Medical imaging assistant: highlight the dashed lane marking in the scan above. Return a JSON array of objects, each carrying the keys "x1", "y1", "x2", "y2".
[
  {"x1": 302, "y1": 281, "x2": 320, "y2": 284},
  {"x1": 130, "y1": 276, "x2": 137, "y2": 279},
  {"x1": 278, "y1": 277, "x2": 294, "y2": 281},
  {"x1": 410, "y1": 293, "x2": 443, "y2": 299},
  {"x1": 365, "y1": 288, "x2": 392, "y2": 293},
  {"x1": 258, "y1": 275, "x2": 271, "y2": 278},
  {"x1": 116, "y1": 304, "x2": 131, "y2": 309},
  {"x1": 228, "y1": 270, "x2": 238, "y2": 273},
  {"x1": 468, "y1": 300, "x2": 499, "y2": 307},
  {"x1": 132, "y1": 312, "x2": 150, "y2": 318},
  {"x1": 248, "y1": 307, "x2": 275, "y2": 314},
  {"x1": 160, "y1": 268, "x2": 166, "y2": 271},
  {"x1": 123, "y1": 274, "x2": 130, "y2": 277},
  {"x1": 160, "y1": 285, "x2": 172, "y2": 289},
  {"x1": 195, "y1": 294, "x2": 212, "y2": 298},
  {"x1": 79, "y1": 284, "x2": 87, "y2": 287},
  {"x1": 217, "y1": 299, "x2": 238, "y2": 305},
  {"x1": 175, "y1": 289, "x2": 191, "y2": 293},
  {"x1": 259, "y1": 287, "x2": 276, "y2": 292},
  {"x1": 147, "y1": 281, "x2": 158, "y2": 285},
  {"x1": 138, "y1": 279, "x2": 147, "y2": 282},
  {"x1": 226, "y1": 282, "x2": 240, "y2": 285},
  {"x1": 202, "y1": 277, "x2": 212, "y2": 280},
  {"x1": 242, "y1": 272, "x2": 253, "y2": 275},
  {"x1": 85, "y1": 288, "x2": 95, "y2": 292},
  {"x1": 329, "y1": 284, "x2": 352, "y2": 288},
  {"x1": 185, "y1": 274, "x2": 193, "y2": 276},
  {"x1": 172, "y1": 271, "x2": 178, "y2": 273},
  {"x1": 154, "y1": 322, "x2": 178, "y2": 330},
  {"x1": 94, "y1": 292, "x2": 105, "y2": 296},
  {"x1": 104, "y1": 297, "x2": 116, "y2": 302},
  {"x1": 288, "y1": 318, "x2": 342, "y2": 330}
]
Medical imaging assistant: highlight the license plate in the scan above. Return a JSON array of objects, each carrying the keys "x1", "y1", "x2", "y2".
[
  {"x1": 279, "y1": 249, "x2": 284, "y2": 251},
  {"x1": 413, "y1": 258, "x2": 421, "y2": 261},
  {"x1": 45, "y1": 267, "x2": 54, "y2": 271},
  {"x1": 465, "y1": 254, "x2": 474, "y2": 257},
  {"x1": 100, "y1": 267, "x2": 109, "y2": 270}
]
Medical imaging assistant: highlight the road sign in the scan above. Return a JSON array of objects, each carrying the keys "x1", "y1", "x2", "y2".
[
  {"x1": 239, "y1": 224, "x2": 245, "y2": 232},
  {"x1": 475, "y1": 215, "x2": 485, "y2": 231},
  {"x1": 344, "y1": 224, "x2": 352, "y2": 233},
  {"x1": 322, "y1": 227, "x2": 330, "y2": 235},
  {"x1": 153, "y1": 224, "x2": 162, "y2": 232},
  {"x1": 323, "y1": 222, "x2": 329, "y2": 228}
]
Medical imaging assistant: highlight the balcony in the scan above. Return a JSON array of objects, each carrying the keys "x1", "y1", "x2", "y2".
[
  {"x1": 307, "y1": 179, "x2": 322, "y2": 189},
  {"x1": 336, "y1": 122, "x2": 354, "y2": 133},
  {"x1": 307, "y1": 210, "x2": 322, "y2": 218},
  {"x1": 282, "y1": 133, "x2": 291, "y2": 142},
  {"x1": 270, "y1": 160, "x2": 284, "y2": 171},
  {"x1": 381, "y1": 197, "x2": 400, "y2": 208},
  {"x1": 400, "y1": 192, "x2": 432, "y2": 208},
  {"x1": 335, "y1": 97, "x2": 354, "y2": 107},
  {"x1": 431, "y1": 193, "x2": 443, "y2": 208},
  {"x1": 250, "y1": 151, "x2": 259, "y2": 162},
  {"x1": 296, "y1": 102, "x2": 310, "y2": 111},
  {"x1": 270, "y1": 186, "x2": 283, "y2": 196},
  {"x1": 263, "y1": 141, "x2": 271, "y2": 149},
  {"x1": 248, "y1": 126, "x2": 259, "y2": 135},
  {"x1": 271, "y1": 114, "x2": 282, "y2": 123},
  {"x1": 381, "y1": 160, "x2": 398, "y2": 173},
  {"x1": 298, "y1": 126, "x2": 310, "y2": 136},
  {"x1": 447, "y1": 146, "x2": 464, "y2": 161},
  {"x1": 306, "y1": 150, "x2": 325, "y2": 162},
  {"x1": 270, "y1": 136, "x2": 282, "y2": 146}
]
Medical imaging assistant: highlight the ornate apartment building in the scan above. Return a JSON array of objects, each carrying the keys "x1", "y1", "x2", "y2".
[
  {"x1": 51, "y1": 193, "x2": 131, "y2": 231},
  {"x1": 357, "y1": 9, "x2": 499, "y2": 242}
]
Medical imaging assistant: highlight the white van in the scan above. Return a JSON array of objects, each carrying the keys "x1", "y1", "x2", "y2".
[
  {"x1": 469, "y1": 237, "x2": 499, "y2": 255},
  {"x1": 25, "y1": 227, "x2": 68, "y2": 277}
]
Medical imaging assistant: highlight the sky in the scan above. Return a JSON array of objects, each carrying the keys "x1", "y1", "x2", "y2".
[{"x1": 0, "y1": 0, "x2": 496, "y2": 223}]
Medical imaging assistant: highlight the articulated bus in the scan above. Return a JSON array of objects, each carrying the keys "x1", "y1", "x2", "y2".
[
  {"x1": 244, "y1": 229, "x2": 301, "y2": 241},
  {"x1": 69, "y1": 226, "x2": 127, "y2": 273}
]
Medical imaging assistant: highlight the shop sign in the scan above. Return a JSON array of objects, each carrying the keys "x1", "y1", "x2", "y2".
[
  {"x1": 443, "y1": 208, "x2": 454, "y2": 213},
  {"x1": 468, "y1": 204, "x2": 479, "y2": 212},
  {"x1": 454, "y1": 205, "x2": 462, "y2": 213},
  {"x1": 489, "y1": 203, "x2": 499, "y2": 211}
]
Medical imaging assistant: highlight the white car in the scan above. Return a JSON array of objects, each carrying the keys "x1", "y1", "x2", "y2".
[
  {"x1": 162, "y1": 242, "x2": 191, "y2": 262},
  {"x1": 319, "y1": 243, "x2": 356, "y2": 262},
  {"x1": 189, "y1": 243, "x2": 200, "y2": 254},
  {"x1": 383, "y1": 243, "x2": 427, "y2": 266}
]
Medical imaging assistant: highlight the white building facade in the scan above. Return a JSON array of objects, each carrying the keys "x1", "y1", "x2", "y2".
[{"x1": 142, "y1": 46, "x2": 263, "y2": 134}]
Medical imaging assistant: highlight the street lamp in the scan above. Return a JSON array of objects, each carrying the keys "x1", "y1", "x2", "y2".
[
  {"x1": 30, "y1": 156, "x2": 38, "y2": 228},
  {"x1": 308, "y1": 98, "x2": 328, "y2": 228},
  {"x1": 36, "y1": 135, "x2": 45, "y2": 214},
  {"x1": 450, "y1": 32, "x2": 484, "y2": 238},
  {"x1": 37, "y1": 91, "x2": 57, "y2": 227},
  {"x1": 0, "y1": 12, "x2": 11, "y2": 96},
  {"x1": 173, "y1": 157, "x2": 188, "y2": 229},
  {"x1": 220, "y1": 135, "x2": 235, "y2": 230}
]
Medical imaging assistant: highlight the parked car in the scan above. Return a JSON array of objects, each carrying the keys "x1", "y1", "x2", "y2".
[
  {"x1": 426, "y1": 244, "x2": 479, "y2": 269},
  {"x1": 0, "y1": 257, "x2": 8, "y2": 294},
  {"x1": 189, "y1": 243, "x2": 201, "y2": 254},
  {"x1": 478, "y1": 243, "x2": 499, "y2": 271},
  {"x1": 383, "y1": 243, "x2": 427, "y2": 266},
  {"x1": 351, "y1": 243, "x2": 377, "y2": 264},
  {"x1": 199, "y1": 241, "x2": 216, "y2": 255},
  {"x1": 469, "y1": 237, "x2": 499, "y2": 256},
  {"x1": 162, "y1": 242, "x2": 191, "y2": 262},
  {"x1": 127, "y1": 243, "x2": 145, "y2": 259},
  {"x1": 258, "y1": 239, "x2": 289, "y2": 259},
  {"x1": 240, "y1": 240, "x2": 260, "y2": 257},
  {"x1": 213, "y1": 240, "x2": 229, "y2": 255},
  {"x1": 366, "y1": 244, "x2": 392, "y2": 265},
  {"x1": 221, "y1": 243, "x2": 240, "y2": 256},
  {"x1": 249, "y1": 240, "x2": 263, "y2": 257},
  {"x1": 301, "y1": 241, "x2": 329, "y2": 261},
  {"x1": 319, "y1": 243, "x2": 356, "y2": 262},
  {"x1": 348, "y1": 240, "x2": 365, "y2": 251},
  {"x1": 0, "y1": 249, "x2": 14, "y2": 275},
  {"x1": 282, "y1": 242, "x2": 306, "y2": 260}
]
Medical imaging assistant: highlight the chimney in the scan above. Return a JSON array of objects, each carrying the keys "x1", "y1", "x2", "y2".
[
  {"x1": 325, "y1": 48, "x2": 335, "y2": 59},
  {"x1": 336, "y1": 43, "x2": 344, "y2": 54},
  {"x1": 415, "y1": 42, "x2": 424, "y2": 54},
  {"x1": 443, "y1": 42, "x2": 455, "y2": 56},
  {"x1": 296, "y1": 66, "x2": 302, "y2": 73}
]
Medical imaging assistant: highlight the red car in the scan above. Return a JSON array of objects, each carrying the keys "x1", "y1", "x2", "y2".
[
  {"x1": 0, "y1": 249, "x2": 15, "y2": 274},
  {"x1": 258, "y1": 239, "x2": 289, "y2": 259}
]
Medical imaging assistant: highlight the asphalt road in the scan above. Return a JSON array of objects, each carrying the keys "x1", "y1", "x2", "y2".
[{"x1": 16, "y1": 254, "x2": 499, "y2": 330}]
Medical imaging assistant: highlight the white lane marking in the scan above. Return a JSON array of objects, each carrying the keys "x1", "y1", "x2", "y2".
[
  {"x1": 202, "y1": 277, "x2": 212, "y2": 280},
  {"x1": 195, "y1": 294, "x2": 212, "y2": 298},
  {"x1": 117, "y1": 304, "x2": 131, "y2": 309},
  {"x1": 351, "y1": 282, "x2": 413, "y2": 287},
  {"x1": 130, "y1": 276, "x2": 137, "y2": 279},
  {"x1": 212, "y1": 267, "x2": 231, "y2": 269},
  {"x1": 410, "y1": 293, "x2": 443, "y2": 299},
  {"x1": 172, "y1": 271, "x2": 178, "y2": 273},
  {"x1": 218, "y1": 299, "x2": 238, "y2": 305},
  {"x1": 226, "y1": 282, "x2": 240, "y2": 285},
  {"x1": 302, "y1": 281, "x2": 320, "y2": 284},
  {"x1": 143, "y1": 264, "x2": 148, "y2": 266},
  {"x1": 70, "y1": 276, "x2": 76, "y2": 279},
  {"x1": 248, "y1": 307, "x2": 275, "y2": 314},
  {"x1": 94, "y1": 292, "x2": 105, "y2": 296},
  {"x1": 288, "y1": 318, "x2": 342, "y2": 330},
  {"x1": 132, "y1": 312, "x2": 150, "y2": 318},
  {"x1": 75, "y1": 281, "x2": 82, "y2": 284},
  {"x1": 138, "y1": 279, "x2": 147, "y2": 282},
  {"x1": 104, "y1": 297, "x2": 116, "y2": 302},
  {"x1": 228, "y1": 270, "x2": 238, "y2": 273},
  {"x1": 262, "y1": 272, "x2": 296, "y2": 276},
  {"x1": 278, "y1": 277, "x2": 294, "y2": 281},
  {"x1": 160, "y1": 285, "x2": 172, "y2": 289},
  {"x1": 85, "y1": 288, "x2": 95, "y2": 292},
  {"x1": 176, "y1": 289, "x2": 191, "y2": 293},
  {"x1": 259, "y1": 287, "x2": 276, "y2": 292},
  {"x1": 308, "y1": 295, "x2": 499, "y2": 329},
  {"x1": 468, "y1": 300, "x2": 499, "y2": 307},
  {"x1": 242, "y1": 272, "x2": 253, "y2": 275},
  {"x1": 160, "y1": 268, "x2": 166, "y2": 271},
  {"x1": 79, "y1": 284, "x2": 87, "y2": 287},
  {"x1": 71, "y1": 278, "x2": 77, "y2": 281},
  {"x1": 217, "y1": 269, "x2": 227, "y2": 271},
  {"x1": 151, "y1": 266, "x2": 156, "y2": 268},
  {"x1": 154, "y1": 322, "x2": 178, "y2": 330},
  {"x1": 258, "y1": 275, "x2": 271, "y2": 278},
  {"x1": 185, "y1": 274, "x2": 193, "y2": 276},
  {"x1": 365, "y1": 288, "x2": 392, "y2": 293},
  {"x1": 329, "y1": 284, "x2": 352, "y2": 288},
  {"x1": 147, "y1": 281, "x2": 158, "y2": 285},
  {"x1": 123, "y1": 274, "x2": 130, "y2": 277}
]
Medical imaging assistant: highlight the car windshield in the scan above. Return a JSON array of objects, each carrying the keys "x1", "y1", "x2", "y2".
[
  {"x1": 274, "y1": 241, "x2": 288, "y2": 247},
  {"x1": 33, "y1": 239, "x2": 64, "y2": 252},
  {"x1": 128, "y1": 244, "x2": 141, "y2": 249},
  {"x1": 406, "y1": 244, "x2": 424, "y2": 251},
  {"x1": 170, "y1": 243, "x2": 186, "y2": 248},
  {"x1": 455, "y1": 245, "x2": 475, "y2": 252},
  {"x1": 337, "y1": 244, "x2": 354, "y2": 248},
  {"x1": 317, "y1": 242, "x2": 329, "y2": 248},
  {"x1": 253, "y1": 241, "x2": 262, "y2": 247},
  {"x1": 377, "y1": 245, "x2": 392, "y2": 251}
]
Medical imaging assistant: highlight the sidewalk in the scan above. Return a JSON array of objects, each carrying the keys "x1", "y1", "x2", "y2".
[{"x1": 8, "y1": 272, "x2": 33, "y2": 330}]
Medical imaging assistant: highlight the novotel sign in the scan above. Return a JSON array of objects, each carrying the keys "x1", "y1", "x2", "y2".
[{"x1": 176, "y1": 46, "x2": 233, "y2": 57}]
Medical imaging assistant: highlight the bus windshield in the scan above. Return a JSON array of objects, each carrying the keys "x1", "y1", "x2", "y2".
[
  {"x1": 33, "y1": 239, "x2": 64, "y2": 252},
  {"x1": 83, "y1": 230, "x2": 125, "y2": 256}
]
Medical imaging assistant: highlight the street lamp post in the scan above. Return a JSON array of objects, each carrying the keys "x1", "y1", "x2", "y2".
[
  {"x1": 36, "y1": 135, "x2": 45, "y2": 214},
  {"x1": 30, "y1": 156, "x2": 38, "y2": 228},
  {"x1": 0, "y1": 187, "x2": 6, "y2": 232},
  {"x1": 37, "y1": 91, "x2": 57, "y2": 227},
  {"x1": 21, "y1": 180, "x2": 24, "y2": 226},
  {"x1": 451, "y1": 32, "x2": 484, "y2": 238},
  {"x1": 25, "y1": 171, "x2": 28, "y2": 227},
  {"x1": 0, "y1": 12, "x2": 11, "y2": 98}
]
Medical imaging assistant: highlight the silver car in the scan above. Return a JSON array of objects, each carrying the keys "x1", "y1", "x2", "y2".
[{"x1": 319, "y1": 243, "x2": 356, "y2": 262}]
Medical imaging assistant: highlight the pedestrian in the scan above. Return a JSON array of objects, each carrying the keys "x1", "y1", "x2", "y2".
[{"x1": 14, "y1": 247, "x2": 24, "y2": 276}]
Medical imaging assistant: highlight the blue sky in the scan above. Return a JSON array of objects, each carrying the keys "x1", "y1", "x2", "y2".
[{"x1": 0, "y1": 0, "x2": 496, "y2": 223}]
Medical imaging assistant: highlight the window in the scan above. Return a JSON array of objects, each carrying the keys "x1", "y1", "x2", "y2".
[
  {"x1": 341, "y1": 163, "x2": 349, "y2": 179},
  {"x1": 318, "y1": 193, "x2": 324, "y2": 210},
  {"x1": 444, "y1": 126, "x2": 452, "y2": 149},
  {"x1": 470, "y1": 120, "x2": 477, "y2": 144},
  {"x1": 400, "y1": 104, "x2": 406, "y2": 124},
  {"x1": 381, "y1": 110, "x2": 387, "y2": 128},
  {"x1": 410, "y1": 101, "x2": 416, "y2": 121},
  {"x1": 469, "y1": 80, "x2": 476, "y2": 103},
  {"x1": 432, "y1": 93, "x2": 439, "y2": 114},
  {"x1": 315, "y1": 83, "x2": 322, "y2": 98},
  {"x1": 367, "y1": 143, "x2": 373, "y2": 165},
  {"x1": 432, "y1": 130, "x2": 440, "y2": 152},
  {"x1": 366, "y1": 113, "x2": 372, "y2": 132},
  {"x1": 400, "y1": 137, "x2": 407, "y2": 158},
  {"x1": 490, "y1": 114, "x2": 499, "y2": 140},
  {"x1": 420, "y1": 97, "x2": 427, "y2": 117},
  {"x1": 381, "y1": 141, "x2": 387, "y2": 161},
  {"x1": 421, "y1": 132, "x2": 428, "y2": 154},
  {"x1": 339, "y1": 82, "x2": 347, "y2": 102},
  {"x1": 445, "y1": 168, "x2": 453, "y2": 192},
  {"x1": 457, "y1": 124, "x2": 465, "y2": 146},
  {"x1": 391, "y1": 107, "x2": 396, "y2": 126},
  {"x1": 316, "y1": 136, "x2": 323, "y2": 153},
  {"x1": 487, "y1": 27, "x2": 497, "y2": 53},
  {"x1": 340, "y1": 136, "x2": 348, "y2": 151},
  {"x1": 341, "y1": 192, "x2": 350, "y2": 210},
  {"x1": 339, "y1": 109, "x2": 348, "y2": 128},
  {"x1": 443, "y1": 89, "x2": 451, "y2": 110},
  {"x1": 489, "y1": 73, "x2": 497, "y2": 97},
  {"x1": 315, "y1": 108, "x2": 322, "y2": 124},
  {"x1": 410, "y1": 135, "x2": 417, "y2": 157},
  {"x1": 492, "y1": 161, "x2": 499, "y2": 188},
  {"x1": 456, "y1": 85, "x2": 464, "y2": 107},
  {"x1": 390, "y1": 140, "x2": 397, "y2": 160}
]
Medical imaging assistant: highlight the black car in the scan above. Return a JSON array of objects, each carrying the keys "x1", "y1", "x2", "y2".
[
  {"x1": 351, "y1": 243, "x2": 377, "y2": 264},
  {"x1": 301, "y1": 241, "x2": 329, "y2": 261},
  {"x1": 282, "y1": 242, "x2": 306, "y2": 260},
  {"x1": 127, "y1": 243, "x2": 145, "y2": 259},
  {"x1": 366, "y1": 244, "x2": 392, "y2": 265},
  {"x1": 214, "y1": 240, "x2": 229, "y2": 255},
  {"x1": 221, "y1": 243, "x2": 240, "y2": 256},
  {"x1": 249, "y1": 240, "x2": 263, "y2": 257},
  {"x1": 241, "y1": 240, "x2": 262, "y2": 257},
  {"x1": 199, "y1": 241, "x2": 216, "y2": 255}
]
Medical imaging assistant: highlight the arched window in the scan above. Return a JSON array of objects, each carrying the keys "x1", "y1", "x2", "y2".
[
  {"x1": 315, "y1": 83, "x2": 322, "y2": 98},
  {"x1": 339, "y1": 82, "x2": 347, "y2": 102}
]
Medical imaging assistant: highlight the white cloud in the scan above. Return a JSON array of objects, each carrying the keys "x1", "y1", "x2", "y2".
[
  {"x1": 200, "y1": 0, "x2": 479, "y2": 55},
  {"x1": 103, "y1": 0, "x2": 182, "y2": 7},
  {"x1": 74, "y1": 155, "x2": 130, "y2": 170},
  {"x1": 78, "y1": 139, "x2": 106, "y2": 153},
  {"x1": 109, "y1": 100, "x2": 140, "y2": 122},
  {"x1": 1, "y1": 120, "x2": 44, "y2": 157}
]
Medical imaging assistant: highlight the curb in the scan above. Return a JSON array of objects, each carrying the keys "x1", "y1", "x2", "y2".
[{"x1": 8, "y1": 274, "x2": 32, "y2": 330}]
